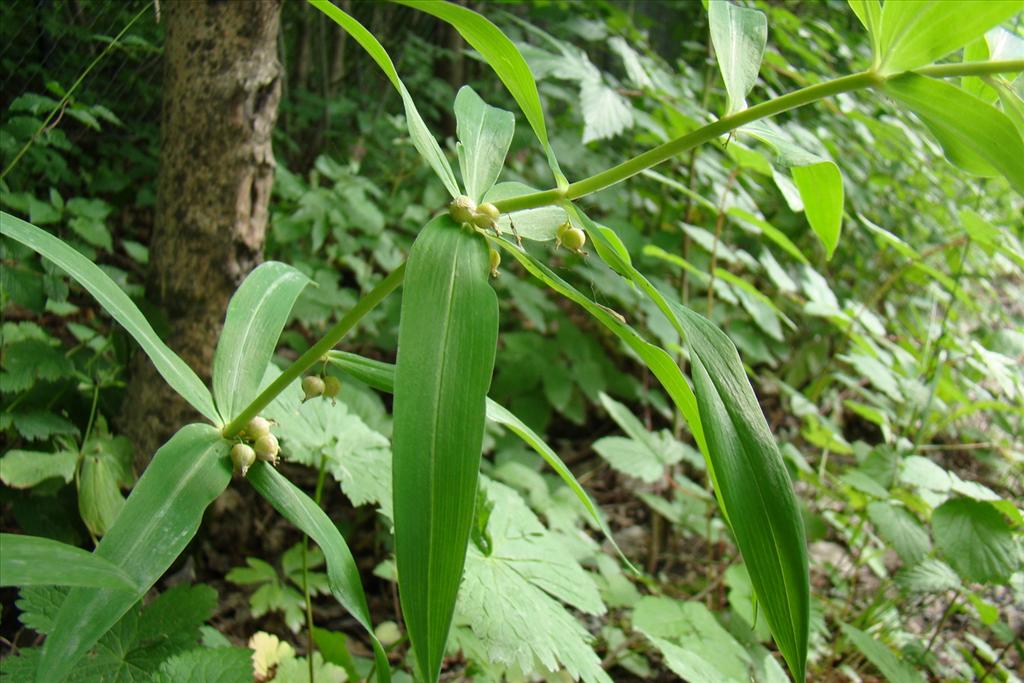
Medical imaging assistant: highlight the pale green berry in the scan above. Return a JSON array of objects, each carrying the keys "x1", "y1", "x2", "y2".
[
  {"x1": 449, "y1": 195, "x2": 477, "y2": 224},
  {"x1": 245, "y1": 416, "x2": 271, "y2": 440},
  {"x1": 556, "y1": 222, "x2": 586, "y2": 254},
  {"x1": 253, "y1": 433, "x2": 280, "y2": 465},
  {"x1": 231, "y1": 443, "x2": 256, "y2": 476},
  {"x1": 473, "y1": 202, "x2": 501, "y2": 230},
  {"x1": 323, "y1": 375, "x2": 342, "y2": 405},
  {"x1": 302, "y1": 375, "x2": 325, "y2": 402}
]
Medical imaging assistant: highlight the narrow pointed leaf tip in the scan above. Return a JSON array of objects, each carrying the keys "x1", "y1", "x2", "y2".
[
  {"x1": 674, "y1": 304, "x2": 809, "y2": 682},
  {"x1": 391, "y1": 215, "x2": 498, "y2": 682},
  {"x1": 309, "y1": 0, "x2": 459, "y2": 197}
]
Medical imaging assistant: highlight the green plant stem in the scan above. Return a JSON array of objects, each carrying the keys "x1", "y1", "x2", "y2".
[
  {"x1": 80, "y1": 384, "x2": 101, "y2": 450},
  {"x1": 222, "y1": 262, "x2": 406, "y2": 437},
  {"x1": 492, "y1": 71, "x2": 880, "y2": 213},
  {"x1": 491, "y1": 59, "x2": 1024, "y2": 215},
  {"x1": 923, "y1": 591, "x2": 959, "y2": 658},
  {"x1": 0, "y1": 4, "x2": 150, "y2": 182},
  {"x1": 915, "y1": 59, "x2": 1024, "y2": 78}
]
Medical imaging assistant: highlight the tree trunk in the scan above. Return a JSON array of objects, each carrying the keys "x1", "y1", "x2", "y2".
[
  {"x1": 326, "y1": 0, "x2": 350, "y2": 98},
  {"x1": 121, "y1": 0, "x2": 283, "y2": 465}
]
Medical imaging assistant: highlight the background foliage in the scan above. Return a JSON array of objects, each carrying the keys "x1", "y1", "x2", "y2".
[{"x1": 1, "y1": 1, "x2": 1022, "y2": 681}]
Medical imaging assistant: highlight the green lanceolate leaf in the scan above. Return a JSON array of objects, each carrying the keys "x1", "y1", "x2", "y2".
[
  {"x1": 0, "y1": 212, "x2": 218, "y2": 423},
  {"x1": 672, "y1": 304, "x2": 809, "y2": 682},
  {"x1": 841, "y1": 624, "x2": 926, "y2": 683},
  {"x1": 565, "y1": 208, "x2": 807, "y2": 680},
  {"x1": 0, "y1": 534, "x2": 136, "y2": 591},
  {"x1": 326, "y1": 350, "x2": 636, "y2": 572},
  {"x1": 847, "y1": 0, "x2": 881, "y2": 59},
  {"x1": 877, "y1": 0, "x2": 1024, "y2": 75},
  {"x1": 392, "y1": 215, "x2": 498, "y2": 683},
  {"x1": 455, "y1": 86, "x2": 515, "y2": 203},
  {"x1": 247, "y1": 463, "x2": 391, "y2": 682},
  {"x1": 792, "y1": 161, "x2": 844, "y2": 259},
  {"x1": 708, "y1": 0, "x2": 768, "y2": 114},
  {"x1": 885, "y1": 73, "x2": 1024, "y2": 194},
  {"x1": 309, "y1": 0, "x2": 460, "y2": 198},
  {"x1": 212, "y1": 261, "x2": 310, "y2": 423},
  {"x1": 37, "y1": 424, "x2": 231, "y2": 683},
  {"x1": 396, "y1": 0, "x2": 567, "y2": 186},
  {"x1": 741, "y1": 122, "x2": 844, "y2": 259}
]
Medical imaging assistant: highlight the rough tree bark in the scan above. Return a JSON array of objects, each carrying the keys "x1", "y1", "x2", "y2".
[{"x1": 121, "y1": 0, "x2": 283, "y2": 465}]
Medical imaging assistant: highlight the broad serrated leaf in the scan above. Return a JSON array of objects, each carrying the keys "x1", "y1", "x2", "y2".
[
  {"x1": 16, "y1": 586, "x2": 67, "y2": 634},
  {"x1": 247, "y1": 463, "x2": 391, "y2": 682},
  {"x1": 932, "y1": 497, "x2": 1019, "y2": 584},
  {"x1": 877, "y1": 0, "x2": 1024, "y2": 75},
  {"x1": 454, "y1": 479, "x2": 611, "y2": 683},
  {"x1": 37, "y1": 424, "x2": 231, "y2": 683},
  {"x1": 212, "y1": 261, "x2": 309, "y2": 423},
  {"x1": 709, "y1": 0, "x2": 768, "y2": 114},
  {"x1": 841, "y1": 624, "x2": 926, "y2": 683},
  {"x1": 885, "y1": 74, "x2": 1024, "y2": 194},
  {"x1": 0, "y1": 339, "x2": 75, "y2": 393},
  {"x1": 392, "y1": 216, "x2": 498, "y2": 683},
  {"x1": 9, "y1": 585, "x2": 221, "y2": 683},
  {"x1": 866, "y1": 502, "x2": 930, "y2": 564},
  {"x1": 395, "y1": 0, "x2": 566, "y2": 184},
  {"x1": 0, "y1": 213, "x2": 218, "y2": 422},
  {"x1": 0, "y1": 535, "x2": 135, "y2": 591},
  {"x1": 593, "y1": 393, "x2": 686, "y2": 483},
  {"x1": 153, "y1": 647, "x2": 253, "y2": 683},
  {"x1": 10, "y1": 410, "x2": 78, "y2": 441},
  {"x1": 262, "y1": 364, "x2": 393, "y2": 517},
  {"x1": 0, "y1": 449, "x2": 77, "y2": 488},
  {"x1": 580, "y1": 79, "x2": 634, "y2": 143},
  {"x1": 454, "y1": 86, "x2": 514, "y2": 203},
  {"x1": 896, "y1": 558, "x2": 962, "y2": 594},
  {"x1": 309, "y1": 0, "x2": 460, "y2": 197},
  {"x1": 633, "y1": 597, "x2": 787, "y2": 682},
  {"x1": 326, "y1": 351, "x2": 634, "y2": 569}
]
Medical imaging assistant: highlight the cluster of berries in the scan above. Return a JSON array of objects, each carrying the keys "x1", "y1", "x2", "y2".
[
  {"x1": 449, "y1": 195, "x2": 501, "y2": 231},
  {"x1": 301, "y1": 374, "x2": 342, "y2": 404},
  {"x1": 230, "y1": 416, "x2": 280, "y2": 477}
]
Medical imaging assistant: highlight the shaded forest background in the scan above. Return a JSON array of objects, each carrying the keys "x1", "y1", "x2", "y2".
[{"x1": 1, "y1": 1, "x2": 1022, "y2": 681}]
